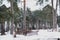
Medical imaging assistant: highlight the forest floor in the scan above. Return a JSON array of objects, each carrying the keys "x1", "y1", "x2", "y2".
[{"x1": 0, "y1": 29, "x2": 60, "y2": 40}]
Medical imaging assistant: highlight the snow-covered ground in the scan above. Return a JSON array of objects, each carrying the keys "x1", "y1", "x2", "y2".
[{"x1": 0, "y1": 29, "x2": 60, "y2": 40}]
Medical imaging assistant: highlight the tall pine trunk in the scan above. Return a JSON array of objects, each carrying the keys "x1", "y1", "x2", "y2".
[
  {"x1": 51, "y1": 0, "x2": 55, "y2": 29},
  {"x1": 10, "y1": 0, "x2": 14, "y2": 34},
  {"x1": 23, "y1": 0, "x2": 26, "y2": 30},
  {"x1": 51, "y1": 0, "x2": 58, "y2": 31},
  {"x1": 55, "y1": 0, "x2": 58, "y2": 31}
]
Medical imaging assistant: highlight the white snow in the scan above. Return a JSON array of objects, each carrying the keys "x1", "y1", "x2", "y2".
[{"x1": 0, "y1": 29, "x2": 60, "y2": 40}]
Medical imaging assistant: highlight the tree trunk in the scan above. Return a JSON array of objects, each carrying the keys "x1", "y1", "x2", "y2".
[
  {"x1": 46, "y1": 20, "x2": 48, "y2": 29},
  {"x1": 10, "y1": 0, "x2": 15, "y2": 35},
  {"x1": 36, "y1": 20, "x2": 39, "y2": 29},
  {"x1": 32, "y1": 22, "x2": 35, "y2": 29},
  {"x1": 6, "y1": 21, "x2": 9, "y2": 32},
  {"x1": 10, "y1": 19, "x2": 14, "y2": 34},
  {"x1": 55, "y1": 0, "x2": 58, "y2": 31},
  {"x1": 1, "y1": 19, "x2": 5, "y2": 35},
  {"x1": 51, "y1": 0, "x2": 58, "y2": 31},
  {"x1": 51, "y1": 0, "x2": 56, "y2": 29},
  {"x1": 59, "y1": 0, "x2": 60, "y2": 13},
  {"x1": 38, "y1": 20, "x2": 40, "y2": 29},
  {"x1": 23, "y1": 0, "x2": 26, "y2": 29}
]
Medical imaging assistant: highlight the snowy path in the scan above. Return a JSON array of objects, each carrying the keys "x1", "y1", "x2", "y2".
[{"x1": 0, "y1": 30, "x2": 60, "y2": 40}]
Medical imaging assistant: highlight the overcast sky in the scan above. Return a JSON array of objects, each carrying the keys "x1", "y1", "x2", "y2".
[{"x1": 2, "y1": 0, "x2": 59, "y2": 15}]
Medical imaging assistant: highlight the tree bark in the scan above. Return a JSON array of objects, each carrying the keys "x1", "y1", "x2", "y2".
[
  {"x1": 10, "y1": 0, "x2": 14, "y2": 35},
  {"x1": 1, "y1": 19, "x2": 5, "y2": 35},
  {"x1": 6, "y1": 21, "x2": 10, "y2": 32},
  {"x1": 51, "y1": 0, "x2": 58, "y2": 31},
  {"x1": 23, "y1": 0, "x2": 26, "y2": 29},
  {"x1": 51, "y1": 0, "x2": 56, "y2": 29},
  {"x1": 55, "y1": 0, "x2": 58, "y2": 31}
]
